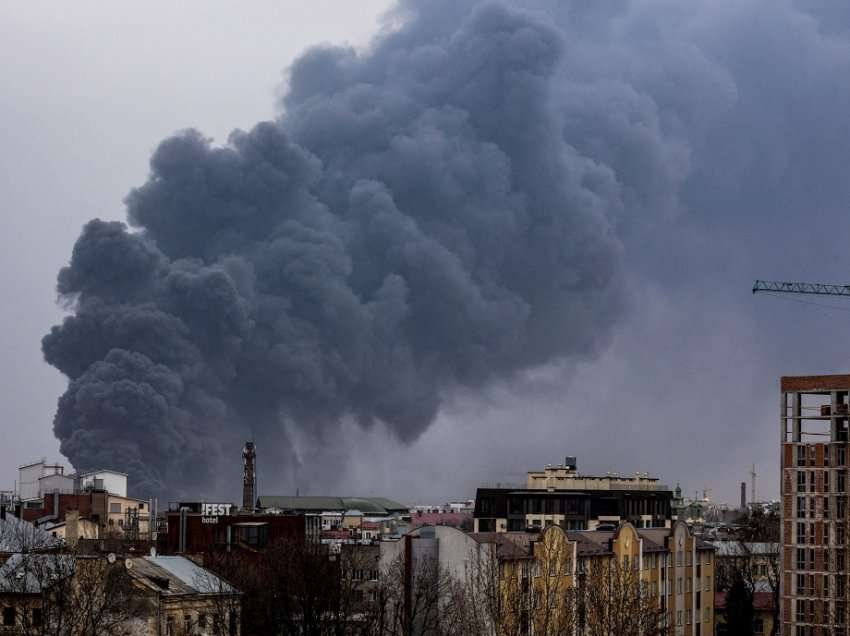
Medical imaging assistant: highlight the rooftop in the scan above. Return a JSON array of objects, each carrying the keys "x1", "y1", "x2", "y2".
[
  {"x1": 258, "y1": 496, "x2": 408, "y2": 515},
  {"x1": 129, "y1": 555, "x2": 238, "y2": 596}
]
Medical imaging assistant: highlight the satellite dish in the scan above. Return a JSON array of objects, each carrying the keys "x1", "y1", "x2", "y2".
[
  {"x1": 150, "y1": 547, "x2": 157, "y2": 558},
  {"x1": 124, "y1": 559, "x2": 134, "y2": 570},
  {"x1": 106, "y1": 553, "x2": 116, "y2": 564}
]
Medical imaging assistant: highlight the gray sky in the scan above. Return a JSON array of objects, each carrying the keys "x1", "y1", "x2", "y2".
[
  {"x1": 4, "y1": 0, "x2": 850, "y2": 507},
  {"x1": 0, "y1": 0, "x2": 391, "y2": 491}
]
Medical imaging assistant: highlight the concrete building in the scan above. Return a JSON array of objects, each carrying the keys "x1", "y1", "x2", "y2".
[
  {"x1": 17, "y1": 461, "x2": 67, "y2": 503},
  {"x1": 779, "y1": 374, "x2": 850, "y2": 635},
  {"x1": 161, "y1": 502, "x2": 305, "y2": 554},
  {"x1": 475, "y1": 457, "x2": 673, "y2": 532},
  {"x1": 258, "y1": 496, "x2": 409, "y2": 543},
  {"x1": 20, "y1": 490, "x2": 151, "y2": 540}
]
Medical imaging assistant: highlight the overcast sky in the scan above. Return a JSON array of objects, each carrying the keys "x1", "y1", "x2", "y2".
[{"x1": 4, "y1": 0, "x2": 850, "y2": 507}]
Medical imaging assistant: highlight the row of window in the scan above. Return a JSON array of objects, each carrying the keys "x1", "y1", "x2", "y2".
[
  {"x1": 350, "y1": 568, "x2": 379, "y2": 582},
  {"x1": 165, "y1": 611, "x2": 238, "y2": 636},
  {"x1": 2, "y1": 607, "x2": 41, "y2": 628},
  {"x1": 797, "y1": 469, "x2": 847, "y2": 493},
  {"x1": 796, "y1": 547, "x2": 847, "y2": 571},
  {"x1": 797, "y1": 445, "x2": 847, "y2": 468},
  {"x1": 673, "y1": 607, "x2": 712, "y2": 626},
  {"x1": 796, "y1": 572, "x2": 846, "y2": 597},
  {"x1": 796, "y1": 494, "x2": 847, "y2": 519},
  {"x1": 796, "y1": 520, "x2": 846, "y2": 545}
]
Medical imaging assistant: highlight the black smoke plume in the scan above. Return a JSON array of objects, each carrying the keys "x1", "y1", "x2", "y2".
[{"x1": 44, "y1": 1, "x2": 629, "y2": 497}]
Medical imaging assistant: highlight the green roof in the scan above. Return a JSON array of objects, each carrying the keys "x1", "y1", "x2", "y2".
[{"x1": 257, "y1": 495, "x2": 408, "y2": 515}]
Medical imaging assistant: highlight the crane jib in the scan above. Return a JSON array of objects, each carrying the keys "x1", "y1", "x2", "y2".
[{"x1": 752, "y1": 280, "x2": 850, "y2": 297}]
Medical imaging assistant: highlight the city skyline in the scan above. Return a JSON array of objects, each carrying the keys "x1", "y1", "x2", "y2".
[{"x1": 6, "y1": 0, "x2": 850, "y2": 506}]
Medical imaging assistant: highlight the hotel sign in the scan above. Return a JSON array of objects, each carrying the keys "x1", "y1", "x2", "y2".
[{"x1": 200, "y1": 503, "x2": 233, "y2": 524}]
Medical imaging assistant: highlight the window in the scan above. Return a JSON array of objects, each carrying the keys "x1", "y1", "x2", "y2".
[
  {"x1": 549, "y1": 559, "x2": 557, "y2": 576},
  {"x1": 798, "y1": 471, "x2": 807, "y2": 492},
  {"x1": 811, "y1": 471, "x2": 817, "y2": 492},
  {"x1": 797, "y1": 573, "x2": 806, "y2": 594},
  {"x1": 352, "y1": 569, "x2": 363, "y2": 581},
  {"x1": 109, "y1": 502, "x2": 122, "y2": 513},
  {"x1": 686, "y1": 609, "x2": 692, "y2": 624},
  {"x1": 676, "y1": 610, "x2": 682, "y2": 626},
  {"x1": 686, "y1": 577, "x2": 691, "y2": 593},
  {"x1": 797, "y1": 548, "x2": 806, "y2": 570},
  {"x1": 825, "y1": 574, "x2": 830, "y2": 597},
  {"x1": 798, "y1": 521, "x2": 806, "y2": 543},
  {"x1": 798, "y1": 446, "x2": 808, "y2": 467},
  {"x1": 533, "y1": 561, "x2": 541, "y2": 577},
  {"x1": 3, "y1": 607, "x2": 14, "y2": 627},
  {"x1": 704, "y1": 607, "x2": 710, "y2": 623},
  {"x1": 677, "y1": 577, "x2": 683, "y2": 594},
  {"x1": 825, "y1": 496, "x2": 831, "y2": 519},
  {"x1": 705, "y1": 576, "x2": 711, "y2": 592},
  {"x1": 840, "y1": 471, "x2": 847, "y2": 493},
  {"x1": 166, "y1": 616, "x2": 175, "y2": 636},
  {"x1": 826, "y1": 445, "x2": 831, "y2": 466},
  {"x1": 839, "y1": 446, "x2": 847, "y2": 467},
  {"x1": 198, "y1": 614, "x2": 207, "y2": 630},
  {"x1": 754, "y1": 618, "x2": 764, "y2": 635},
  {"x1": 184, "y1": 615, "x2": 192, "y2": 635},
  {"x1": 798, "y1": 496, "x2": 806, "y2": 519}
]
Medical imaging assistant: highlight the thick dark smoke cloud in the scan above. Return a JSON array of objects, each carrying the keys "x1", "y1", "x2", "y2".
[
  {"x1": 44, "y1": 0, "x2": 850, "y2": 500},
  {"x1": 45, "y1": 2, "x2": 627, "y2": 498}
]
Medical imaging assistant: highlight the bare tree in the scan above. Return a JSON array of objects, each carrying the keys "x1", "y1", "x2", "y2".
[
  {"x1": 1, "y1": 552, "x2": 149, "y2": 636},
  {"x1": 580, "y1": 557, "x2": 667, "y2": 636}
]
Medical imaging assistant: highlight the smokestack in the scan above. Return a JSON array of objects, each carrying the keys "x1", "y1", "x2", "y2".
[
  {"x1": 242, "y1": 441, "x2": 256, "y2": 513},
  {"x1": 740, "y1": 482, "x2": 747, "y2": 511}
]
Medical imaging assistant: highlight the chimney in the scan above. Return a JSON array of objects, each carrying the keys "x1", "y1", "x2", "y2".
[
  {"x1": 242, "y1": 442, "x2": 256, "y2": 513},
  {"x1": 740, "y1": 482, "x2": 747, "y2": 511}
]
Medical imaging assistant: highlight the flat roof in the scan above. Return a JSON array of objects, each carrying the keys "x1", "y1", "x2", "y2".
[{"x1": 782, "y1": 375, "x2": 850, "y2": 392}]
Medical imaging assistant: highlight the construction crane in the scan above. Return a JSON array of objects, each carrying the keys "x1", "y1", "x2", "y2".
[{"x1": 753, "y1": 280, "x2": 850, "y2": 297}]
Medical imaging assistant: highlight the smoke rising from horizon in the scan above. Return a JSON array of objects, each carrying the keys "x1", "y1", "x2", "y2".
[
  {"x1": 44, "y1": 1, "x2": 628, "y2": 497},
  {"x1": 43, "y1": 0, "x2": 850, "y2": 499}
]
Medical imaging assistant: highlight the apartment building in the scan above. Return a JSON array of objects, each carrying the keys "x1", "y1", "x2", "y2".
[
  {"x1": 494, "y1": 520, "x2": 714, "y2": 636},
  {"x1": 780, "y1": 374, "x2": 850, "y2": 635},
  {"x1": 474, "y1": 457, "x2": 673, "y2": 532}
]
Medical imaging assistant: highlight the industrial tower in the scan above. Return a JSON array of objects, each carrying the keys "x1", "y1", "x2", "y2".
[{"x1": 242, "y1": 441, "x2": 256, "y2": 513}]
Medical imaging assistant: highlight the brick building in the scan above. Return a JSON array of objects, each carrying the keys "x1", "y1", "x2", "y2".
[{"x1": 780, "y1": 374, "x2": 850, "y2": 635}]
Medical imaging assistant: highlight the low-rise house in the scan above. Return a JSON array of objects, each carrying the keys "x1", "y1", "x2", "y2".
[
  {"x1": 0, "y1": 552, "x2": 240, "y2": 635},
  {"x1": 128, "y1": 555, "x2": 241, "y2": 636},
  {"x1": 714, "y1": 589, "x2": 776, "y2": 636}
]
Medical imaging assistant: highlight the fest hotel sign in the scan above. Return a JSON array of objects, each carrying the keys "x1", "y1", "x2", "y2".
[{"x1": 200, "y1": 503, "x2": 233, "y2": 524}]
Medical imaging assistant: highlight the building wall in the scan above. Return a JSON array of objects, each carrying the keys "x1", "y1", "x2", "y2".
[
  {"x1": 159, "y1": 596, "x2": 241, "y2": 636},
  {"x1": 38, "y1": 474, "x2": 75, "y2": 498},
  {"x1": 79, "y1": 471, "x2": 127, "y2": 498}
]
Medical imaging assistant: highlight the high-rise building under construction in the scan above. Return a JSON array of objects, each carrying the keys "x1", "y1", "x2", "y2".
[{"x1": 781, "y1": 375, "x2": 850, "y2": 635}]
